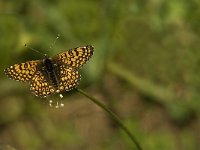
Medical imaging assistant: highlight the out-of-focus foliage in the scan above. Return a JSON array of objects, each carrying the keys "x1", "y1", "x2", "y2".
[{"x1": 0, "y1": 0, "x2": 200, "y2": 150}]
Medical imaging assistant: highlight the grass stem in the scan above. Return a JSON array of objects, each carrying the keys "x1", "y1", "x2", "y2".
[{"x1": 76, "y1": 88, "x2": 143, "y2": 150}]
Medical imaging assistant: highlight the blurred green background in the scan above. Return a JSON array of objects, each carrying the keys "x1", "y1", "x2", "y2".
[{"x1": 0, "y1": 0, "x2": 200, "y2": 150}]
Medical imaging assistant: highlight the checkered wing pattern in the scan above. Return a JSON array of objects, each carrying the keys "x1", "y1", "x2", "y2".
[
  {"x1": 30, "y1": 71, "x2": 55, "y2": 98},
  {"x1": 4, "y1": 60, "x2": 41, "y2": 82},
  {"x1": 58, "y1": 65, "x2": 81, "y2": 92},
  {"x1": 4, "y1": 45, "x2": 94, "y2": 98},
  {"x1": 52, "y1": 45, "x2": 94, "y2": 69}
]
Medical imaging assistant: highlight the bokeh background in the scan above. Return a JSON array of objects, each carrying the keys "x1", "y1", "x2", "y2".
[{"x1": 0, "y1": 0, "x2": 200, "y2": 150}]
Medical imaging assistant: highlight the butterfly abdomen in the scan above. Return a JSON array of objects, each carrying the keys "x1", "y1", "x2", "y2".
[{"x1": 44, "y1": 58, "x2": 59, "y2": 91}]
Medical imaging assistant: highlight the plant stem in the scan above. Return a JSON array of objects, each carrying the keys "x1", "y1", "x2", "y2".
[
  {"x1": 107, "y1": 62, "x2": 174, "y2": 104},
  {"x1": 76, "y1": 88, "x2": 143, "y2": 150}
]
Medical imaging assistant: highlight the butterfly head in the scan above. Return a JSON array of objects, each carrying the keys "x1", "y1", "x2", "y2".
[
  {"x1": 44, "y1": 54, "x2": 49, "y2": 59},
  {"x1": 43, "y1": 54, "x2": 54, "y2": 72}
]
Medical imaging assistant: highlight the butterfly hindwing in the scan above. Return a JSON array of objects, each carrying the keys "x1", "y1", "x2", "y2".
[
  {"x1": 52, "y1": 45, "x2": 94, "y2": 69},
  {"x1": 30, "y1": 65, "x2": 80, "y2": 98},
  {"x1": 30, "y1": 71, "x2": 56, "y2": 98},
  {"x1": 58, "y1": 65, "x2": 81, "y2": 92},
  {"x1": 4, "y1": 60, "x2": 41, "y2": 82}
]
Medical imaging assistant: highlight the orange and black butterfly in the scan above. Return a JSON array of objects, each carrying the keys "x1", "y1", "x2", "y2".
[{"x1": 4, "y1": 45, "x2": 94, "y2": 98}]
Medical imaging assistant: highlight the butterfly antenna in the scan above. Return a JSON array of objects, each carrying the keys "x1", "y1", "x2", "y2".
[
  {"x1": 24, "y1": 44, "x2": 44, "y2": 56},
  {"x1": 48, "y1": 34, "x2": 60, "y2": 51}
]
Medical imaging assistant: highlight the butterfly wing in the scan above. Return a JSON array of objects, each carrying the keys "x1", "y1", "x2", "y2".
[
  {"x1": 52, "y1": 45, "x2": 94, "y2": 69},
  {"x1": 30, "y1": 71, "x2": 56, "y2": 98},
  {"x1": 30, "y1": 65, "x2": 80, "y2": 98},
  {"x1": 58, "y1": 65, "x2": 81, "y2": 92},
  {"x1": 4, "y1": 60, "x2": 41, "y2": 82}
]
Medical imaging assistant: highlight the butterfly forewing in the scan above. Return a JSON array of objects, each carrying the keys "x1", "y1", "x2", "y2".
[
  {"x1": 58, "y1": 65, "x2": 81, "y2": 92},
  {"x1": 4, "y1": 60, "x2": 41, "y2": 82},
  {"x1": 52, "y1": 45, "x2": 94, "y2": 69}
]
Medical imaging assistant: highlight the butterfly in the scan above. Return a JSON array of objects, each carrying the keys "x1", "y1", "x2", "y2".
[{"x1": 4, "y1": 45, "x2": 94, "y2": 98}]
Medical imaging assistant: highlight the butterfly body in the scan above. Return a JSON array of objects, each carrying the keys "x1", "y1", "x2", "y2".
[
  {"x1": 5, "y1": 45, "x2": 94, "y2": 98},
  {"x1": 42, "y1": 57, "x2": 60, "y2": 92}
]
